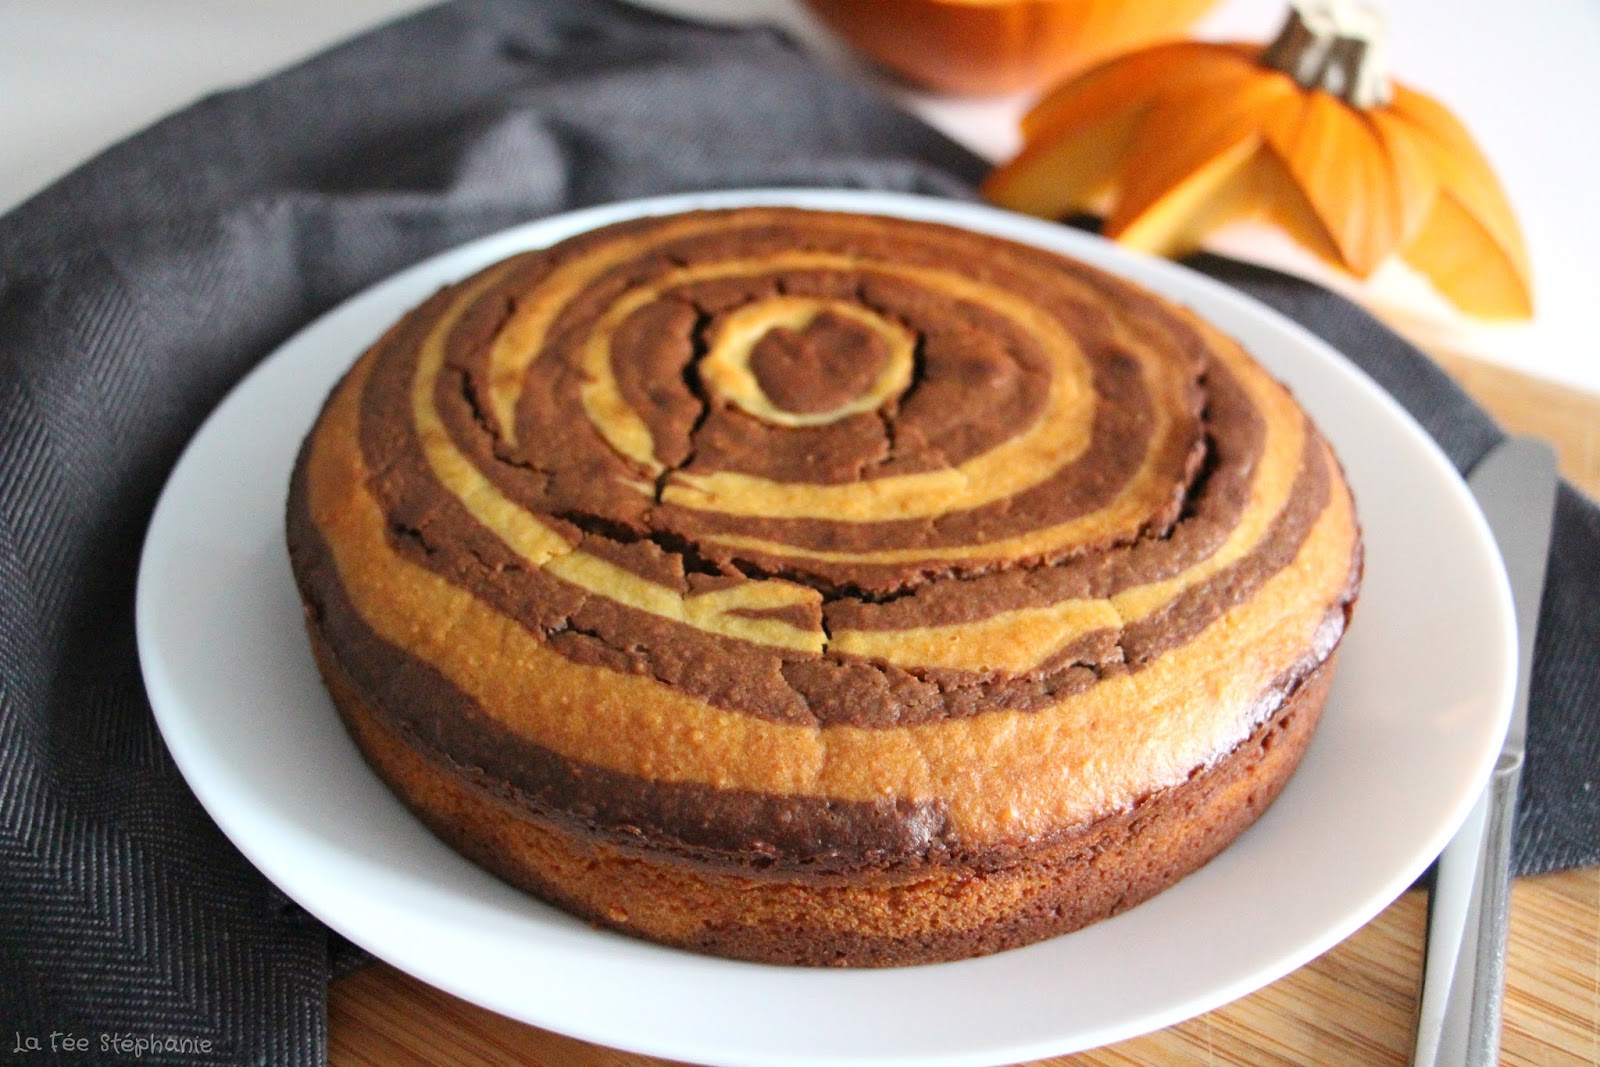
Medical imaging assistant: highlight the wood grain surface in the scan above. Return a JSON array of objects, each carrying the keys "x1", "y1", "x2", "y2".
[{"x1": 329, "y1": 356, "x2": 1600, "y2": 1067}]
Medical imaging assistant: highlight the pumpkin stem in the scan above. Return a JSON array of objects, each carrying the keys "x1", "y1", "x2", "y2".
[{"x1": 1260, "y1": 1, "x2": 1391, "y2": 108}]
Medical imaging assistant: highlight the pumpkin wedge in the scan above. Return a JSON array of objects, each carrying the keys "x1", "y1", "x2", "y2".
[{"x1": 984, "y1": 0, "x2": 1533, "y2": 318}]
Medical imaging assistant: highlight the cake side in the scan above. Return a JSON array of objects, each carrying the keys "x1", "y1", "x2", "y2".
[{"x1": 309, "y1": 608, "x2": 1341, "y2": 965}]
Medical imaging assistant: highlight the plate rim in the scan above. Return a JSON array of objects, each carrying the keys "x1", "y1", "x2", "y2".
[{"x1": 136, "y1": 187, "x2": 1516, "y2": 1067}]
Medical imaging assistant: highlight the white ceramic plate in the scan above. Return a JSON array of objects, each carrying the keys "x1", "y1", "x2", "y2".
[{"x1": 136, "y1": 189, "x2": 1514, "y2": 1067}]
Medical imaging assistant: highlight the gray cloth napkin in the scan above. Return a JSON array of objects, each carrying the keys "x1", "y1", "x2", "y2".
[{"x1": 0, "y1": 0, "x2": 1593, "y2": 1062}]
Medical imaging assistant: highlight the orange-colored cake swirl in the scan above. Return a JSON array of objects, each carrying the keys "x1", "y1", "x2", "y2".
[{"x1": 287, "y1": 208, "x2": 1361, "y2": 965}]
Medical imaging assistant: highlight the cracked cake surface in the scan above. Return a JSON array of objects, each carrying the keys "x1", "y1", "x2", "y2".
[{"x1": 287, "y1": 207, "x2": 1362, "y2": 964}]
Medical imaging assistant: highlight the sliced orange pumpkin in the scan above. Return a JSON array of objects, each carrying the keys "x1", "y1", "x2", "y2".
[{"x1": 983, "y1": 0, "x2": 1533, "y2": 318}]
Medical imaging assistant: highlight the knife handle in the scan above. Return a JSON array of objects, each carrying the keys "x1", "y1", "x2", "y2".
[{"x1": 1430, "y1": 753, "x2": 1521, "y2": 1067}]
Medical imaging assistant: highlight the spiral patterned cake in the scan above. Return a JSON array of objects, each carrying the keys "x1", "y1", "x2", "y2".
[{"x1": 287, "y1": 207, "x2": 1362, "y2": 966}]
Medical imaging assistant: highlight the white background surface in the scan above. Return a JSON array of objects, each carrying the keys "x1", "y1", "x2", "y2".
[
  {"x1": 3, "y1": 0, "x2": 1597, "y2": 396},
  {"x1": 136, "y1": 187, "x2": 1515, "y2": 1066}
]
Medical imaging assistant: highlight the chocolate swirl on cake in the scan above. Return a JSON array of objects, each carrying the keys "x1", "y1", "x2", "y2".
[{"x1": 288, "y1": 208, "x2": 1362, "y2": 965}]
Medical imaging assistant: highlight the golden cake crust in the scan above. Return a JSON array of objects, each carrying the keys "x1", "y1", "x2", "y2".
[{"x1": 286, "y1": 207, "x2": 1362, "y2": 965}]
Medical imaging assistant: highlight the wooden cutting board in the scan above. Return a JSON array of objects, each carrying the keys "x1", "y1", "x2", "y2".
[{"x1": 329, "y1": 354, "x2": 1600, "y2": 1067}]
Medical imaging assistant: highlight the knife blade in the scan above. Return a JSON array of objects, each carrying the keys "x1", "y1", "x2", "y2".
[{"x1": 1412, "y1": 436, "x2": 1559, "y2": 1067}]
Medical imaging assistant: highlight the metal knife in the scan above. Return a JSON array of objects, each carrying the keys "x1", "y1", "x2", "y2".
[{"x1": 1412, "y1": 436, "x2": 1559, "y2": 1067}]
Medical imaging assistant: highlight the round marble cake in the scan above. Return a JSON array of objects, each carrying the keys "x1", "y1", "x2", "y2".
[{"x1": 287, "y1": 207, "x2": 1362, "y2": 967}]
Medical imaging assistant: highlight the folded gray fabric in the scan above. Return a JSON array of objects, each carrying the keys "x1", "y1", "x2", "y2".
[{"x1": 0, "y1": 0, "x2": 1593, "y2": 1062}]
